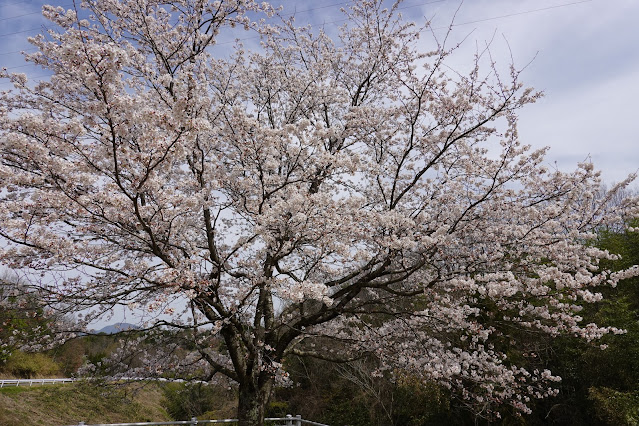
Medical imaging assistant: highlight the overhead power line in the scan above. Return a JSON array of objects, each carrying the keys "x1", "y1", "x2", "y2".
[
  {"x1": 447, "y1": 0, "x2": 593, "y2": 28},
  {"x1": 0, "y1": 0, "x2": 597, "y2": 85},
  {"x1": 0, "y1": 26, "x2": 43, "y2": 38},
  {"x1": 0, "y1": 0, "x2": 593, "y2": 41},
  {"x1": 0, "y1": 48, "x2": 38, "y2": 57},
  {"x1": 0, "y1": 0, "x2": 40, "y2": 8},
  {"x1": 0, "y1": 10, "x2": 45, "y2": 23},
  {"x1": 0, "y1": 1, "x2": 73, "y2": 22}
]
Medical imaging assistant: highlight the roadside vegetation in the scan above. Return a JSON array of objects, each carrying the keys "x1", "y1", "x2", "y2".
[
  {"x1": 0, "y1": 382, "x2": 170, "y2": 426},
  {"x1": 1, "y1": 219, "x2": 638, "y2": 425}
]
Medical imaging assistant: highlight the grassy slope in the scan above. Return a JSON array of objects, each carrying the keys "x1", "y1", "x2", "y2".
[{"x1": 0, "y1": 382, "x2": 172, "y2": 426}]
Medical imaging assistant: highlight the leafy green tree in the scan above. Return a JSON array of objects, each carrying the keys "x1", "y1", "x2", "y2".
[
  {"x1": 270, "y1": 356, "x2": 456, "y2": 426},
  {"x1": 0, "y1": 274, "x2": 54, "y2": 364},
  {"x1": 521, "y1": 217, "x2": 639, "y2": 425},
  {"x1": 162, "y1": 382, "x2": 236, "y2": 420}
]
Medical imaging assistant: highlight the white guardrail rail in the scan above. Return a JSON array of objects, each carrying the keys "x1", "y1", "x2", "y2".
[
  {"x1": 0, "y1": 378, "x2": 77, "y2": 388},
  {"x1": 0, "y1": 377, "x2": 192, "y2": 388},
  {"x1": 70, "y1": 415, "x2": 330, "y2": 426}
]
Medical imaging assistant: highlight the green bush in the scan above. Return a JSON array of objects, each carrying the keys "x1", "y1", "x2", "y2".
[
  {"x1": 162, "y1": 382, "x2": 235, "y2": 420},
  {"x1": 1, "y1": 350, "x2": 60, "y2": 378},
  {"x1": 589, "y1": 387, "x2": 639, "y2": 426},
  {"x1": 271, "y1": 356, "x2": 456, "y2": 426},
  {"x1": 265, "y1": 400, "x2": 289, "y2": 417}
]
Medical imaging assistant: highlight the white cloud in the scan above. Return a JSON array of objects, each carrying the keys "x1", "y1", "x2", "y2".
[
  {"x1": 411, "y1": 0, "x2": 639, "y2": 184},
  {"x1": 519, "y1": 64, "x2": 639, "y2": 183},
  {"x1": 1, "y1": 0, "x2": 637, "y2": 184}
]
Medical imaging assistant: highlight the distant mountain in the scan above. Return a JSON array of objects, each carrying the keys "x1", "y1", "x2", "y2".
[{"x1": 95, "y1": 323, "x2": 140, "y2": 334}]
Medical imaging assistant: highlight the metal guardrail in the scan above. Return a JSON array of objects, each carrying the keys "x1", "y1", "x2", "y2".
[
  {"x1": 0, "y1": 379, "x2": 329, "y2": 426},
  {"x1": 0, "y1": 377, "x2": 199, "y2": 388},
  {"x1": 70, "y1": 415, "x2": 329, "y2": 426},
  {"x1": 0, "y1": 378, "x2": 77, "y2": 388}
]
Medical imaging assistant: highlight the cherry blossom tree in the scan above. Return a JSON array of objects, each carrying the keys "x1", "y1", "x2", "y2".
[{"x1": 1, "y1": 0, "x2": 637, "y2": 423}]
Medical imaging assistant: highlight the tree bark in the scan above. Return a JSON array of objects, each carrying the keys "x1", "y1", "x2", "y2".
[{"x1": 237, "y1": 380, "x2": 270, "y2": 426}]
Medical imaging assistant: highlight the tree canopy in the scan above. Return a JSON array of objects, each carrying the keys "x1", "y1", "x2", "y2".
[{"x1": 0, "y1": 0, "x2": 637, "y2": 424}]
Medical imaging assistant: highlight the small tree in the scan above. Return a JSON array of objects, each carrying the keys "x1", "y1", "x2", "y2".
[
  {"x1": 0, "y1": 273, "x2": 60, "y2": 364},
  {"x1": 1, "y1": 0, "x2": 637, "y2": 423}
]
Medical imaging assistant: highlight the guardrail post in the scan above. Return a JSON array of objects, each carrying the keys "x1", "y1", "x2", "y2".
[
  {"x1": 191, "y1": 417, "x2": 198, "y2": 425},
  {"x1": 78, "y1": 422, "x2": 85, "y2": 425},
  {"x1": 295, "y1": 414, "x2": 301, "y2": 426}
]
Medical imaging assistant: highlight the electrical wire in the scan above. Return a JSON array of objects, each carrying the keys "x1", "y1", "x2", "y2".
[
  {"x1": 446, "y1": 0, "x2": 593, "y2": 29},
  {"x1": 0, "y1": 0, "x2": 598, "y2": 85},
  {"x1": 0, "y1": 26, "x2": 44, "y2": 38},
  {"x1": 0, "y1": 48, "x2": 38, "y2": 57},
  {"x1": 0, "y1": 0, "x2": 40, "y2": 8}
]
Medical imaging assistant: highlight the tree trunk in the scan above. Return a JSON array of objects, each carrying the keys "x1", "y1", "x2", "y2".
[{"x1": 237, "y1": 381, "x2": 269, "y2": 426}]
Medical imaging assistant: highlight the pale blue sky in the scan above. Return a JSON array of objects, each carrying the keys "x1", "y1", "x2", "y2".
[{"x1": 1, "y1": 0, "x2": 637, "y2": 184}]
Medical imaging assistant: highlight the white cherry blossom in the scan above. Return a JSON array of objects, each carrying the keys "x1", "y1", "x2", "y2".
[{"x1": 1, "y1": 0, "x2": 637, "y2": 424}]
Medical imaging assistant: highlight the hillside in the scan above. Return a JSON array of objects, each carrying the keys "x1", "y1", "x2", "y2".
[
  {"x1": 0, "y1": 382, "x2": 170, "y2": 426},
  {"x1": 93, "y1": 323, "x2": 140, "y2": 335}
]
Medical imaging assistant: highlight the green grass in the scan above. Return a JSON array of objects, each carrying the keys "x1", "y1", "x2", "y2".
[
  {"x1": 0, "y1": 386, "x2": 31, "y2": 395},
  {"x1": 0, "y1": 381, "x2": 172, "y2": 426}
]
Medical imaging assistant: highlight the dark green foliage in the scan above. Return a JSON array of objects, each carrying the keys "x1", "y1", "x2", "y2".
[
  {"x1": 520, "y1": 218, "x2": 639, "y2": 425},
  {"x1": 588, "y1": 387, "x2": 639, "y2": 426},
  {"x1": 162, "y1": 382, "x2": 216, "y2": 420},
  {"x1": 270, "y1": 356, "x2": 455, "y2": 426},
  {"x1": 265, "y1": 400, "x2": 289, "y2": 417},
  {"x1": 161, "y1": 382, "x2": 236, "y2": 420},
  {"x1": 0, "y1": 276, "x2": 53, "y2": 364},
  {"x1": 265, "y1": 219, "x2": 639, "y2": 425}
]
